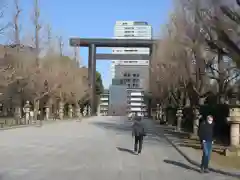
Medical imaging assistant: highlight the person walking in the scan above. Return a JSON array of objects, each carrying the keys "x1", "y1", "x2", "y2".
[
  {"x1": 132, "y1": 114, "x2": 146, "y2": 155},
  {"x1": 198, "y1": 115, "x2": 214, "y2": 173}
]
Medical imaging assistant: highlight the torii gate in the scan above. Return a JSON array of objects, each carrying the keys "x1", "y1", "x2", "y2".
[{"x1": 69, "y1": 38, "x2": 157, "y2": 115}]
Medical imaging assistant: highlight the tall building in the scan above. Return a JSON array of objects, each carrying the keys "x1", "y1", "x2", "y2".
[
  {"x1": 111, "y1": 21, "x2": 152, "y2": 78},
  {"x1": 111, "y1": 21, "x2": 152, "y2": 116}
]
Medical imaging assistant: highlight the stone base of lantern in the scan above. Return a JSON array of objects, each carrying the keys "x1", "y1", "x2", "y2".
[
  {"x1": 189, "y1": 134, "x2": 199, "y2": 140},
  {"x1": 224, "y1": 146, "x2": 240, "y2": 157}
]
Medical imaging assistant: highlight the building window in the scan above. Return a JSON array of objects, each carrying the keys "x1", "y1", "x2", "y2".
[
  {"x1": 136, "y1": 26, "x2": 148, "y2": 29},
  {"x1": 134, "y1": 22, "x2": 148, "y2": 25},
  {"x1": 124, "y1": 49, "x2": 137, "y2": 52},
  {"x1": 133, "y1": 74, "x2": 136, "y2": 77},
  {"x1": 125, "y1": 27, "x2": 134, "y2": 30},
  {"x1": 136, "y1": 74, "x2": 139, "y2": 77},
  {"x1": 133, "y1": 79, "x2": 138, "y2": 83},
  {"x1": 124, "y1": 31, "x2": 134, "y2": 33},
  {"x1": 128, "y1": 84, "x2": 130, "y2": 88},
  {"x1": 135, "y1": 79, "x2": 140, "y2": 83},
  {"x1": 124, "y1": 73, "x2": 127, "y2": 77},
  {"x1": 125, "y1": 79, "x2": 129, "y2": 84},
  {"x1": 137, "y1": 31, "x2": 147, "y2": 33}
]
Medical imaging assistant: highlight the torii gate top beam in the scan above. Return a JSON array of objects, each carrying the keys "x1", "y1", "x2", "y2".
[{"x1": 69, "y1": 38, "x2": 156, "y2": 48}]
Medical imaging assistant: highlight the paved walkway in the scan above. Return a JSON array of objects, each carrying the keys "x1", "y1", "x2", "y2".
[
  {"x1": 0, "y1": 117, "x2": 237, "y2": 180},
  {"x1": 153, "y1": 123, "x2": 240, "y2": 178}
]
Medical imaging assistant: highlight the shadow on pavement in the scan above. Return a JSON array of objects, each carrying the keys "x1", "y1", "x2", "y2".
[
  {"x1": 116, "y1": 147, "x2": 135, "y2": 155},
  {"x1": 161, "y1": 128, "x2": 240, "y2": 179},
  {"x1": 164, "y1": 159, "x2": 200, "y2": 173},
  {"x1": 92, "y1": 121, "x2": 132, "y2": 132},
  {"x1": 91, "y1": 120, "x2": 170, "y2": 146}
]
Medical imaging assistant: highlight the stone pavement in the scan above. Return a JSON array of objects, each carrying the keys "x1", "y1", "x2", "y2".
[{"x1": 0, "y1": 116, "x2": 237, "y2": 180}]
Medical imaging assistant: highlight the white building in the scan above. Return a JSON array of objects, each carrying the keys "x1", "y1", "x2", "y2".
[
  {"x1": 110, "y1": 21, "x2": 152, "y2": 116},
  {"x1": 111, "y1": 21, "x2": 152, "y2": 78},
  {"x1": 98, "y1": 90, "x2": 109, "y2": 116}
]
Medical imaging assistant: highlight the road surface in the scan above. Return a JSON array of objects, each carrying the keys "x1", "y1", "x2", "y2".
[{"x1": 0, "y1": 117, "x2": 236, "y2": 180}]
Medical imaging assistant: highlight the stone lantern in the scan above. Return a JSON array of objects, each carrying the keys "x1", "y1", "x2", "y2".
[
  {"x1": 88, "y1": 106, "x2": 91, "y2": 116},
  {"x1": 45, "y1": 105, "x2": 50, "y2": 120},
  {"x1": 23, "y1": 101, "x2": 31, "y2": 124},
  {"x1": 228, "y1": 108, "x2": 240, "y2": 146},
  {"x1": 83, "y1": 106, "x2": 87, "y2": 117},
  {"x1": 156, "y1": 104, "x2": 160, "y2": 121},
  {"x1": 225, "y1": 86, "x2": 240, "y2": 156},
  {"x1": 159, "y1": 106, "x2": 164, "y2": 123},
  {"x1": 193, "y1": 107, "x2": 202, "y2": 136},
  {"x1": 176, "y1": 107, "x2": 183, "y2": 132},
  {"x1": 68, "y1": 104, "x2": 73, "y2": 118},
  {"x1": 75, "y1": 103, "x2": 81, "y2": 119}
]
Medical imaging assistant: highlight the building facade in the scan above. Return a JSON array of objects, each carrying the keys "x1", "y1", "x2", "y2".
[
  {"x1": 108, "y1": 85, "x2": 128, "y2": 116},
  {"x1": 127, "y1": 89, "x2": 147, "y2": 116},
  {"x1": 114, "y1": 64, "x2": 149, "y2": 91},
  {"x1": 111, "y1": 21, "x2": 152, "y2": 78},
  {"x1": 98, "y1": 89, "x2": 109, "y2": 116},
  {"x1": 110, "y1": 21, "x2": 152, "y2": 116}
]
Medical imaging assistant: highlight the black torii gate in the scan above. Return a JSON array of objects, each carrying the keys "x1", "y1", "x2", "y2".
[{"x1": 69, "y1": 38, "x2": 157, "y2": 115}]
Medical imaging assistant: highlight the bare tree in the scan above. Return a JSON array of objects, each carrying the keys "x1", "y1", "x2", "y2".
[
  {"x1": 58, "y1": 36, "x2": 63, "y2": 56},
  {"x1": 73, "y1": 47, "x2": 80, "y2": 66},
  {"x1": 152, "y1": 2, "x2": 211, "y2": 108},
  {"x1": 0, "y1": 1, "x2": 9, "y2": 35},
  {"x1": 46, "y1": 24, "x2": 52, "y2": 54},
  {"x1": 33, "y1": 0, "x2": 41, "y2": 67},
  {"x1": 180, "y1": 0, "x2": 240, "y2": 102},
  {"x1": 13, "y1": 0, "x2": 21, "y2": 45}
]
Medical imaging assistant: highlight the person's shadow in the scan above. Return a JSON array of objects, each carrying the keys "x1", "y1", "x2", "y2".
[
  {"x1": 164, "y1": 159, "x2": 201, "y2": 173},
  {"x1": 116, "y1": 147, "x2": 136, "y2": 155}
]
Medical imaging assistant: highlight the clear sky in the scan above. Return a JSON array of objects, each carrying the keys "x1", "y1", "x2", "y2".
[{"x1": 5, "y1": 0, "x2": 173, "y2": 88}]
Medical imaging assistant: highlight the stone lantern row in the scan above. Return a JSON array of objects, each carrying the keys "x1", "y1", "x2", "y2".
[
  {"x1": 21, "y1": 101, "x2": 92, "y2": 122},
  {"x1": 154, "y1": 104, "x2": 240, "y2": 156}
]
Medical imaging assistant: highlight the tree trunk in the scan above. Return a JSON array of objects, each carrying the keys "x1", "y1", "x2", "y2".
[
  {"x1": 14, "y1": 106, "x2": 21, "y2": 125},
  {"x1": 68, "y1": 104, "x2": 73, "y2": 118},
  {"x1": 193, "y1": 107, "x2": 201, "y2": 136},
  {"x1": 34, "y1": 99, "x2": 39, "y2": 120},
  {"x1": 59, "y1": 101, "x2": 64, "y2": 120}
]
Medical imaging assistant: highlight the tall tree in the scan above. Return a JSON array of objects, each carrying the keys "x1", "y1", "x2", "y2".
[
  {"x1": 96, "y1": 71, "x2": 103, "y2": 95},
  {"x1": 13, "y1": 0, "x2": 21, "y2": 45},
  {"x1": 33, "y1": 0, "x2": 41, "y2": 67},
  {"x1": 58, "y1": 36, "x2": 63, "y2": 57}
]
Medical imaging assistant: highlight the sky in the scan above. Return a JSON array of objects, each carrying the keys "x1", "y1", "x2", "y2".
[{"x1": 4, "y1": 0, "x2": 173, "y2": 88}]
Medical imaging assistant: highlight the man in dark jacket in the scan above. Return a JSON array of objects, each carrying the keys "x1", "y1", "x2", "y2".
[
  {"x1": 132, "y1": 115, "x2": 146, "y2": 155},
  {"x1": 198, "y1": 115, "x2": 214, "y2": 173}
]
